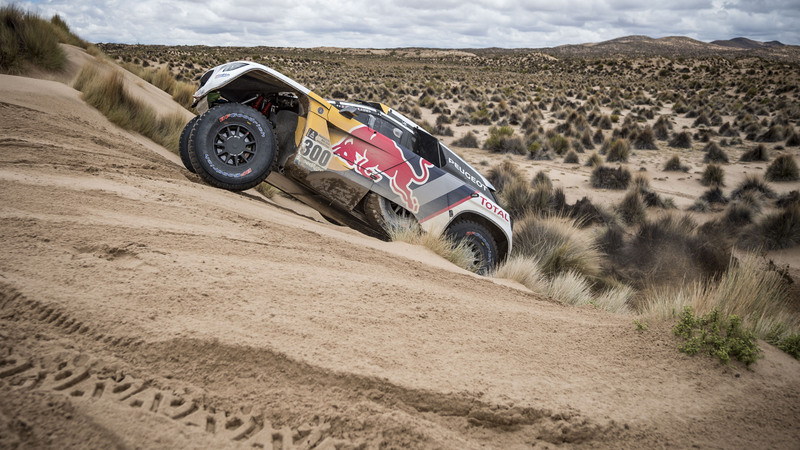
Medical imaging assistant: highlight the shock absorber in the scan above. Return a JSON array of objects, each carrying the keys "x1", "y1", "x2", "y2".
[{"x1": 252, "y1": 95, "x2": 272, "y2": 117}]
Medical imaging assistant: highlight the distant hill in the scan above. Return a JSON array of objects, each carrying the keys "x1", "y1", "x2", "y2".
[
  {"x1": 533, "y1": 35, "x2": 799, "y2": 61},
  {"x1": 711, "y1": 37, "x2": 785, "y2": 49}
]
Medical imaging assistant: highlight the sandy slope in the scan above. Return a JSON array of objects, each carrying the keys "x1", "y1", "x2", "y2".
[{"x1": 1, "y1": 51, "x2": 799, "y2": 449}]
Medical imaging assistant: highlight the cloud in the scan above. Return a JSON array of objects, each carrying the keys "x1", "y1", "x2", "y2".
[{"x1": 7, "y1": 0, "x2": 798, "y2": 47}]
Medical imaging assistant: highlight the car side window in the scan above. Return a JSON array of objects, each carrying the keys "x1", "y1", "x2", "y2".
[
  {"x1": 416, "y1": 131, "x2": 444, "y2": 167},
  {"x1": 373, "y1": 117, "x2": 416, "y2": 151}
]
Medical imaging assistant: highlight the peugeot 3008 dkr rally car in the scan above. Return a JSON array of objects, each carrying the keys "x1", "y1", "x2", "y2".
[{"x1": 180, "y1": 61, "x2": 511, "y2": 274}]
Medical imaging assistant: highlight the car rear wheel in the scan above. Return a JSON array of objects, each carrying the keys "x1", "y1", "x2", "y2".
[
  {"x1": 364, "y1": 192, "x2": 418, "y2": 236},
  {"x1": 188, "y1": 103, "x2": 275, "y2": 191},
  {"x1": 178, "y1": 115, "x2": 199, "y2": 173},
  {"x1": 446, "y1": 220, "x2": 498, "y2": 275}
]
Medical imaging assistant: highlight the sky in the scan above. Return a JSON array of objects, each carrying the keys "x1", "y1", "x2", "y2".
[{"x1": 9, "y1": 0, "x2": 800, "y2": 48}]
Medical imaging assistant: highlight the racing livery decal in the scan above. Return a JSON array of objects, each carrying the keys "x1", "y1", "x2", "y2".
[{"x1": 332, "y1": 125, "x2": 433, "y2": 214}]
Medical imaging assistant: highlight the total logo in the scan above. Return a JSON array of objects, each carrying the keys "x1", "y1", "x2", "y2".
[{"x1": 478, "y1": 195, "x2": 510, "y2": 223}]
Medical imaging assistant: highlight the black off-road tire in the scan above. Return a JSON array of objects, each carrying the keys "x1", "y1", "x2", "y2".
[
  {"x1": 446, "y1": 220, "x2": 498, "y2": 275},
  {"x1": 188, "y1": 103, "x2": 276, "y2": 191},
  {"x1": 179, "y1": 115, "x2": 199, "y2": 173},
  {"x1": 364, "y1": 192, "x2": 418, "y2": 236}
]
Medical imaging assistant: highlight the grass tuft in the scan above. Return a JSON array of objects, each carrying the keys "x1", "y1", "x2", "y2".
[
  {"x1": 663, "y1": 154, "x2": 689, "y2": 172},
  {"x1": 642, "y1": 253, "x2": 796, "y2": 351},
  {"x1": 730, "y1": 174, "x2": 776, "y2": 200},
  {"x1": 700, "y1": 164, "x2": 725, "y2": 187},
  {"x1": 73, "y1": 63, "x2": 185, "y2": 153},
  {"x1": 740, "y1": 144, "x2": 770, "y2": 162},
  {"x1": 739, "y1": 204, "x2": 800, "y2": 251},
  {"x1": 590, "y1": 165, "x2": 631, "y2": 190},
  {"x1": 484, "y1": 125, "x2": 525, "y2": 154},
  {"x1": 512, "y1": 215, "x2": 602, "y2": 279},
  {"x1": 668, "y1": 131, "x2": 692, "y2": 148},
  {"x1": 387, "y1": 219, "x2": 475, "y2": 271},
  {"x1": 702, "y1": 142, "x2": 729, "y2": 163},
  {"x1": 492, "y1": 256, "x2": 548, "y2": 294},
  {"x1": 616, "y1": 190, "x2": 646, "y2": 225},
  {"x1": 452, "y1": 131, "x2": 479, "y2": 148},
  {"x1": 765, "y1": 154, "x2": 799, "y2": 182},
  {"x1": 547, "y1": 271, "x2": 594, "y2": 306},
  {"x1": 605, "y1": 138, "x2": 630, "y2": 163},
  {"x1": 1, "y1": 5, "x2": 66, "y2": 73}
]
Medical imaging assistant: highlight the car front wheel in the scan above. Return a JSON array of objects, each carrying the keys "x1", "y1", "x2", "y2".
[
  {"x1": 188, "y1": 103, "x2": 275, "y2": 191},
  {"x1": 446, "y1": 220, "x2": 498, "y2": 275}
]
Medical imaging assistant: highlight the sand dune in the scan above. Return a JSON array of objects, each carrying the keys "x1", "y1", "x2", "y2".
[{"x1": 1, "y1": 47, "x2": 799, "y2": 449}]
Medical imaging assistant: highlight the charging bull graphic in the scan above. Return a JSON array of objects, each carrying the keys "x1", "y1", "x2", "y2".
[{"x1": 333, "y1": 125, "x2": 433, "y2": 214}]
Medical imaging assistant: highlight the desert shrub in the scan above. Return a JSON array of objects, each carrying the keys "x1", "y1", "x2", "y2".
[
  {"x1": 547, "y1": 271, "x2": 593, "y2": 306},
  {"x1": 590, "y1": 165, "x2": 631, "y2": 189},
  {"x1": 692, "y1": 112, "x2": 711, "y2": 127},
  {"x1": 486, "y1": 160, "x2": 523, "y2": 193},
  {"x1": 698, "y1": 187, "x2": 729, "y2": 205},
  {"x1": 673, "y1": 307, "x2": 760, "y2": 366},
  {"x1": 512, "y1": 215, "x2": 602, "y2": 279},
  {"x1": 643, "y1": 253, "x2": 796, "y2": 358},
  {"x1": 654, "y1": 120, "x2": 670, "y2": 140},
  {"x1": 776, "y1": 191, "x2": 800, "y2": 208},
  {"x1": 49, "y1": 14, "x2": 89, "y2": 49},
  {"x1": 603, "y1": 214, "x2": 730, "y2": 290},
  {"x1": 594, "y1": 285, "x2": 633, "y2": 314},
  {"x1": 765, "y1": 154, "x2": 800, "y2": 181},
  {"x1": 739, "y1": 204, "x2": 800, "y2": 250},
  {"x1": 730, "y1": 174, "x2": 776, "y2": 200},
  {"x1": 500, "y1": 180, "x2": 540, "y2": 219},
  {"x1": 739, "y1": 144, "x2": 770, "y2": 162},
  {"x1": 663, "y1": 154, "x2": 689, "y2": 172},
  {"x1": 492, "y1": 256, "x2": 548, "y2": 294},
  {"x1": 719, "y1": 122, "x2": 738, "y2": 137},
  {"x1": 585, "y1": 152, "x2": 602, "y2": 167},
  {"x1": 756, "y1": 125, "x2": 784, "y2": 142},
  {"x1": 669, "y1": 131, "x2": 693, "y2": 148},
  {"x1": 766, "y1": 325, "x2": 800, "y2": 359},
  {"x1": 580, "y1": 129, "x2": 595, "y2": 149},
  {"x1": 545, "y1": 133, "x2": 570, "y2": 155},
  {"x1": 687, "y1": 198, "x2": 710, "y2": 212},
  {"x1": 531, "y1": 170, "x2": 552, "y2": 189},
  {"x1": 388, "y1": 219, "x2": 474, "y2": 270},
  {"x1": 702, "y1": 142, "x2": 729, "y2": 163},
  {"x1": 452, "y1": 131, "x2": 479, "y2": 148},
  {"x1": 171, "y1": 81, "x2": 196, "y2": 110},
  {"x1": 151, "y1": 66, "x2": 176, "y2": 93},
  {"x1": 605, "y1": 138, "x2": 630, "y2": 163},
  {"x1": 73, "y1": 63, "x2": 185, "y2": 153},
  {"x1": 632, "y1": 173, "x2": 649, "y2": 192},
  {"x1": 432, "y1": 124, "x2": 454, "y2": 136},
  {"x1": 616, "y1": 190, "x2": 646, "y2": 225},
  {"x1": 700, "y1": 164, "x2": 725, "y2": 187},
  {"x1": 597, "y1": 114, "x2": 613, "y2": 129},
  {"x1": 0, "y1": 5, "x2": 66, "y2": 73},
  {"x1": 484, "y1": 126, "x2": 525, "y2": 154},
  {"x1": 787, "y1": 130, "x2": 800, "y2": 147},
  {"x1": 593, "y1": 128, "x2": 605, "y2": 144},
  {"x1": 695, "y1": 254, "x2": 794, "y2": 338},
  {"x1": 722, "y1": 202, "x2": 755, "y2": 227},
  {"x1": 633, "y1": 125, "x2": 657, "y2": 150},
  {"x1": 564, "y1": 150, "x2": 580, "y2": 164}
]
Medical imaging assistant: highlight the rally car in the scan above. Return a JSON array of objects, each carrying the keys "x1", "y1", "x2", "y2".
[{"x1": 179, "y1": 61, "x2": 511, "y2": 274}]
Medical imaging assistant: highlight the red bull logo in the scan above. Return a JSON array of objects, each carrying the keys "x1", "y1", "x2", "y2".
[{"x1": 333, "y1": 125, "x2": 433, "y2": 214}]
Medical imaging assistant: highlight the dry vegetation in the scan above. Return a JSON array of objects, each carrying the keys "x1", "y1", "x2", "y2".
[{"x1": 56, "y1": 36, "x2": 800, "y2": 360}]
